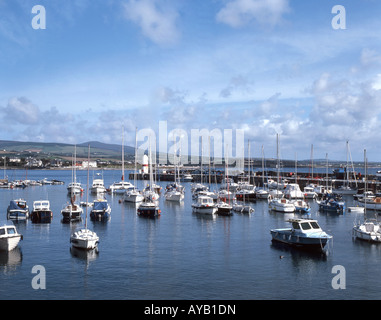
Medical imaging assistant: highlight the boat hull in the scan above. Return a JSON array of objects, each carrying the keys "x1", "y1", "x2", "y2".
[
  {"x1": 192, "y1": 205, "x2": 217, "y2": 215},
  {"x1": 31, "y1": 210, "x2": 53, "y2": 223},
  {"x1": 90, "y1": 210, "x2": 111, "y2": 222},
  {"x1": 70, "y1": 229, "x2": 99, "y2": 250},
  {"x1": 7, "y1": 210, "x2": 29, "y2": 220},
  {"x1": 270, "y1": 229, "x2": 332, "y2": 250},
  {"x1": 137, "y1": 205, "x2": 161, "y2": 218},
  {"x1": 0, "y1": 235, "x2": 22, "y2": 251}
]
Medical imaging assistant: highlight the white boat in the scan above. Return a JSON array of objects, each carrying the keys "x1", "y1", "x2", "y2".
[
  {"x1": 109, "y1": 126, "x2": 134, "y2": 194},
  {"x1": 67, "y1": 145, "x2": 83, "y2": 194},
  {"x1": 67, "y1": 182, "x2": 83, "y2": 194},
  {"x1": 270, "y1": 218, "x2": 332, "y2": 251},
  {"x1": 124, "y1": 127, "x2": 144, "y2": 204},
  {"x1": 232, "y1": 200, "x2": 254, "y2": 213},
  {"x1": 333, "y1": 185, "x2": 358, "y2": 195},
  {"x1": 303, "y1": 185, "x2": 317, "y2": 199},
  {"x1": 351, "y1": 150, "x2": 381, "y2": 242},
  {"x1": 165, "y1": 188, "x2": 184, "y2": 202},
  {"x1": 353, "y1": 221, "x2": 381, "y2": 242},
  {"x1": 31, "y1": 200, "x2": 53, "y2": 223},
  {"x1": 216, "y1": 200, "x2": 233, "y2": 216},
  {"x1": 0, "y1": 222, "x2": 22, "y2": 251},
  {"x1": 70, "y1": 145, "x2": 99, "y2": 250},
  {"x1": 61, "y1": 198, "x2": 83, "y2": 222},
  {"x1": 269, "y1": 198, "x2": 296, "y2": 213},
  {"x1": 357, "y1": 197, "x2": 381, "y2": 210},
  {"x1": 137, "y1": 140, "x2": 161, "y2": 218},
  {"x1": 291, "y1": 199, "x2": 310, "y2": 214},
  {"x1": 284, "y1": 183, "x2": 304, "y2": 199},
  {"x1": 90, "y1": 174, "x2": 106, "y2": 194},
  {"x1": 7, "y1": 199, "x2": 30, "y2": 220},
  {"x1": 124, "y1": 187, "x2": 144, "y2": 203},
  {"x1": 70, "y1": 228, "x2": 99, "y2": 250},
  {"x1": 182, "y1": 173, "x2": 193, "y2": 182},
  {"x1": 255, "y1": 188, "x2": 270, "y2": 199},
  {"x1": 192, "y1": 195, "x2": 217, "y2": 215}
]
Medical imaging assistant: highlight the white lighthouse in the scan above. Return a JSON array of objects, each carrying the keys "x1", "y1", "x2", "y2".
[{"x1": 142, "y1": 154, "x2": 149, "y2": 174}]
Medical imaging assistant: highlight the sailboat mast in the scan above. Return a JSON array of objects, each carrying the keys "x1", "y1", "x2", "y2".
[
  {"x1": 122, "y1": 125, "x2": 125, "y2": 182},
  {"x1": 85, "y1": 145, "x2": 90, "y2": 230},
  {"x1": 134, "y1": 127, "x2": 137, "y2": 187}
]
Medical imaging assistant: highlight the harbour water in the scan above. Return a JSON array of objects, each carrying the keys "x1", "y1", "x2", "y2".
[{"x1": 1, "y1": 168, "x2": 381, "y2": 300}]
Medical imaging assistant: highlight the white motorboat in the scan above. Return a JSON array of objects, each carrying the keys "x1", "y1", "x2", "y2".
[
  {"x1": 165, "y1": 188, "x2": 184, "y2": 202},
  {"x1": 67, "y1": 182, "x2": 83, "y2": 194},
  {"x1": 0, "y1": 222, "x2": 23, "y2": 251},
  {"x1": 269, "y1": 198, "x2": 296, "y2": 213},
  {"x1": 284, "y1": 183, "x2": 304, "y2": 199},
  {"x1": 192, "y1": 195, "x2": 217, "y2": 215},
  {"x1": 255, "y1": 188, "x2": 270, "y2": 199},
  {"x1": 109, "y1": 181, "x2": 134, "y2": 194},
  {"x1": 182, "y1": 173, "x2": 193, "y2": 182},
  {"x1": 90, "y1": 175, "x2": 106, "y2": 194},
  {"x1": 270, "y1": 218, "x2": 332, "y2": 252},
  {"x1": 303, "y1": 185, "x2": 317, "y2": 199},
  {"x1": 137, "y1": 200, "x2": 161, "y2": 217},
  {"x1": 31, "y1": 200, "x2": 53, "y2": 223},
  {"x1": 7, "y1": 199, "x2": 30, "y2": 220}
]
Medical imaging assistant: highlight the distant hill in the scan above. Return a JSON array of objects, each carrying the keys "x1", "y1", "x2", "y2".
[{"x1": 0, "y1": 140, "x2": 135, "y2": 160}]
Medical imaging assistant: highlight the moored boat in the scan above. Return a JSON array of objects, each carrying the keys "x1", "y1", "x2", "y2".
[
  {"x1": 31, "y1": 200, "x2": 53, "y2": 223},
  {"x1": 90, "y1": 199, "x2": 111, "y2": 222},
  {"x1": 270, "y1": 218, "x2": 332, "y2": 252},
  {"x1": 192, "y1": 195, "x2": 217, "y2": 215},
  {"x1": 0, "y1": 222, "x2": 23, "y2": 251},
  {"x1": 7, "y1": 199, "x2": 30, "y2": 220}
]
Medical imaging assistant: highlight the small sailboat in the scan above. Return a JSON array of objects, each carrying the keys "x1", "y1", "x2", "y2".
[
  {"x1": 70, "y1": 145, "x2": 99, "y2": 250},
  {"x1": 352, "y1": 149, "x2": 381, "y2": 242},
  {"x1": 137, "y1": 139, "x2": 161, "y2": 218},
  {"x1": 124, "y1": 127, "x2": 144, "y2": 203},
  {"x1": 109, "y1": 126, "x2": 134, "y2": 194},
  {"x1": 67, "y1": 145, "x2": 83, "y2": 194}
]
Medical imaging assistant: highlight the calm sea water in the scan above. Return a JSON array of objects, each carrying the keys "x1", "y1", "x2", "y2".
[{"x1": 0, "y1": 168, "x2": 381, "y2": 301}]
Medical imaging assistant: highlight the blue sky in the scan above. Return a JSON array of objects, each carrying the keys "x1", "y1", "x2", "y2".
[{"x1": 1, "y1": 0, "x2": 381, "y2": 161}]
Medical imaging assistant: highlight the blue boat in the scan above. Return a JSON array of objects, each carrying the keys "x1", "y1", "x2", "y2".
[
  {"x1": 90, "y1": 199, "x2": 111, "y2": 221},
  {"x1": 7, "y1": 199, "x2": 30, "y2": 220},
  {"x1": 270, "y1": 218, "x2": 333, "y2": 251},
  {"x1": 318, "y1": 194, "x2": 345, "y2": 214}
]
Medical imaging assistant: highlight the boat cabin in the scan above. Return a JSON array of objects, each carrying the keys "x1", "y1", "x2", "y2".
[
  {"x1": 33, "y1": 200, "x2": 50, "y2": 211},
  {"x1": 0, "y1": 225, "x2": 18, "y2": 237},
  {"x1": 197, "y1": 196, "x2": 214, "y2": 206},
  {"x1": 288, "y1": 219, "x2": 323, "y2": 233}
]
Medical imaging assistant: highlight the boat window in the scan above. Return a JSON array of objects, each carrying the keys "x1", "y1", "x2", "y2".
[
  {"x1": 7, "y1": 227, "x2": 16, "y2": 234},
  {"x1": 301, "y1": 222, "x2": 311, "y2": 230},
  {"x1": 292, "y1": 222, "x2": 300, "y2": 229},
  {"x1": 310, "y1": 222, "x2": 320, "y2": 229},
  {"x1": 0, "y1": 229, "x2": 5, "y2": 235}
]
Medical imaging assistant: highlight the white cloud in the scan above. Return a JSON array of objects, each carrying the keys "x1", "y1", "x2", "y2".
[
  {"x1": 123, "y1": 0, "x2": 180, "y2": 45},
  {"x1": 216, "y1": 0, "x2": 290, "y2": 28}
]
